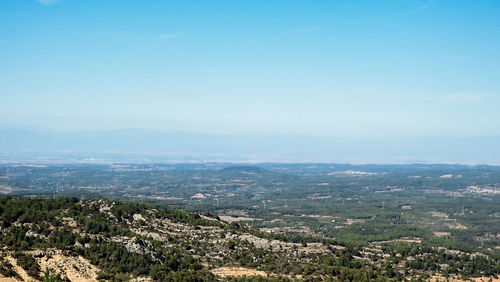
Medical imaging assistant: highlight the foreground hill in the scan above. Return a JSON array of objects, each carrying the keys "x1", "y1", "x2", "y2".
[{"x1": 0, "y1": 197, "x2": 499, "y2": 281}]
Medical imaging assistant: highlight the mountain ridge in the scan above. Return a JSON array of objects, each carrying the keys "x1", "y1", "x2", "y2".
[{"x1": 1, "y1": 128, "x2": 500, "y2": 164}]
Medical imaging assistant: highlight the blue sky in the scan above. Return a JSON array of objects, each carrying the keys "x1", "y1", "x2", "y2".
[{"x1": 1, "y1": 0, "x2": 499, "y2": 139}]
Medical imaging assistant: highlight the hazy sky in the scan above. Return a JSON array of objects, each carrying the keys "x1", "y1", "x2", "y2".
[{"x1": 1, "y1": 0, "x2": 499, "y2": 138}]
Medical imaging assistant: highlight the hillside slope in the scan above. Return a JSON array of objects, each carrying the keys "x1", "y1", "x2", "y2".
[{"x1": 0, "y1": 197, "x2": 498, "y2": 281}]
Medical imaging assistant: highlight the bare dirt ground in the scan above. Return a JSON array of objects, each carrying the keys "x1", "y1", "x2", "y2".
[
  {"x1": 37, "y1": 252, "x2": 99, "y2": 282},
  {"x1": 430, "y1": 211, "x2": 449, "y2": 219},
  {"x1": 218, "y1": 215, "x2": 256, "y2": 222},
  {"x1": 429, "y1": 212, "x2": 468, "y2": 229},
  {"x1": 470, "y1": 277, "x2": 500, "y2": 282},
  {"x1": 434, "y1": 232, "x2": 452, "y2": 237},
  {"x1": 430, "y1": 275, "x2": 500, "y2": 282},
  {"x1": 372, "y1": 237, "x2": 422, "y2": 245},
  {"x1": 211, "y1": 267, "x2": 267, "y2": 277},
  {"x1": 446, "y1": 221, "x2": 468, "y2": 229},
  {"x1": 5, "y1": 257, "x2": 32, "y2": 282},
  {"x1": 345, "y1": 218, "x2": 367, "y2": 225}
]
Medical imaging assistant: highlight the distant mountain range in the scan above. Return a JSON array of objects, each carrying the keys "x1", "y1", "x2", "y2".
[{"x1": 0, "y1": 128, "x2": 499, "y2": 164}]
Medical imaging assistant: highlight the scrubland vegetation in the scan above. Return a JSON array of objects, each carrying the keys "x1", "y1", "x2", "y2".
[{"x1": 0, "y1": 163, "x2": 499, "y2": 281}]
